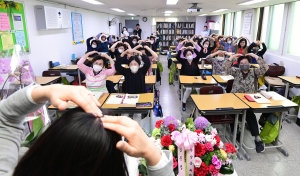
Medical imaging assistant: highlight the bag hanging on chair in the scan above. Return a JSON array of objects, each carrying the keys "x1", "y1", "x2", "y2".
[
  {"x1": 259, "y1": 113, "x2": 279, "y2": 144},
  {"x1": 265, "y1": 63, "x2": 285, "y2": 77}
]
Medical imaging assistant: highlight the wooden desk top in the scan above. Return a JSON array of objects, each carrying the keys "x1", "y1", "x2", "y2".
[
  {"x1": 212, "y1": 75, "x2": 233, "y2": 84},
  {"x1": 199, "y1": 64, "x2": 212, "y2": 70},
  {"x1": 50, "y1": 65, "x2": 78, "y2": 70},
  {"x1": 179, "y1": 76, "x2": 217, "y2": 85},
  {"x1": 145, "y1": 75, "x2": 156, "y2": 85},
  {"x1": 122, "y1": 64, "x2": 157, "y2": 69},
  {"x1": 177, "y1": 64, "x2": 207, "y2": 70},
  {"x1": 172, "y1": 58, "x2": 178, "y2": 62},
  {"x1": 36, "y1": 76, "x2": 61, "y2": 85},
  {"x1": 102, "y1": 93, "x2": 154, "y2": 109},
  {"x1": 48, "y1": 93, "x2": 110, "y2": 110},
  {"x1": 279, "y1": 76, "x2": 300, "y2": 85},
  {"x1": 234, "y1": 92, "x2": 298, "y2": 109},
  {"x1": 265, "y1": 76, "x2": 285, "y2": 86},
  {"x1": 191, "y1": 94, "x2": 249, "y2": 111}
]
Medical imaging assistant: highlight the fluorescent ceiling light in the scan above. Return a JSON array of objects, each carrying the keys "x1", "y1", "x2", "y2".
[
  {"x1": 212, "y1": 9, "x2": 229, "y2": 13},
  {"x1": 128, "y1": 13, "x2": 135, "y2": 16},
  {"x1": 164, "y1": 11, "x2": 173, "y2": 13},
  {"x1": 239, "y1": 0, "x2": 268, "y2": 5},
  {"x1": 82, "y1": 0, "x2": 103, "y2": 5},
  {"x1": 166, "y1": 0, "x2": 178, "y2": 5},
  {"x1": 164, "y1": 14, "x2": 171, "y2": 16},
  {"x1": 199, "y1": 14, "x2": 208, "y2": 16},
  {"x1": 111, "y1": 8, "x2": 125, "y2": 12}
]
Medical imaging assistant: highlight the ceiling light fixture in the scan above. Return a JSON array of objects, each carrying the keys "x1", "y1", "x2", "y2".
[
  {"x1": 164, "y1": 11, "x2": 173, "y2": 13},
  {"x1": 128, "y1": 13, "x2": 136, "y2": 16},
  {"x1": 164, "y1": 14, "x2": 171, "y2": 16},
  {"x1": 212, "y1": 9, "x2": 229, "y2": 13},
  {"x1": 111, "y1": 8, "x2": 125, "y2": 12},
  {"x1": 166, "y1": 0, "x2": 178, "y2": 5},
  {"x1": 198, "y1": 14, "x2": 208, "y2": 16},
  {"x1": 238, "y1": 0, "x2": 268, "y2": 5},
  {"x1": 82, "y1": 0, "x2": 103, "y2": 5}
]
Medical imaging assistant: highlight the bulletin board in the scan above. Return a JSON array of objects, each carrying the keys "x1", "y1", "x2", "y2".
[
  {"x1": 0, "y1": 1, "x2": 30, "y2": 55},
  {"x1": 71, "y1": 12, "x2": 84, "y2": 45}
]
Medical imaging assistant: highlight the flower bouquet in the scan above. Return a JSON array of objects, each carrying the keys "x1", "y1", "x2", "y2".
[{"x1": 139, "y1": 116, "x2": 237, "y2": 176}]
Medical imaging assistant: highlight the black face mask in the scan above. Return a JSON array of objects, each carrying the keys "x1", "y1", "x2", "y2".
[{"x1": 252, "y1": 48, "x2": 258, "y2": 53}]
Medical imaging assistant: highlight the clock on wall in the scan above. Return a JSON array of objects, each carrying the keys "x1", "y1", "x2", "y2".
[{"x1": 142, "y1": 17, "x2": 147, "y2": 22}]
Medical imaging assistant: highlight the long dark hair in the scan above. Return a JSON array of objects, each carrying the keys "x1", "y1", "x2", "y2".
[
  {"x1": 238, "y1": 38, "x2": 247, "y2": 49},
  {"x1": 14, "y1": 108, "x2": 128, "y2": 176}
]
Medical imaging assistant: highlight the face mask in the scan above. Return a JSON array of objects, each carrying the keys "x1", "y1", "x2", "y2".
[
  {"x1": 93, "y1": 65, "x2": 102, "y2": 72},
  {"x1": 111, "y1": 39, "x2": 115, "y2": 42},
  {"x1": 217, "y1": 56, "x2": 224, "y2": 61},
  {"x1": 219, "y1": 39, "x2": 223, "y2": 42},
  {"x1": 239, "y1": 64, "x2": 250, "y2": 71},
  {"x1": 186, "y1": 55, "x2": 193, "y2": 61},
  {"x1": 92, "y1": 45, "x2": 97, "y2": 48},
  {"x1": 252, "y1": 49, "x2": 258, "y2": 53},
  {"x1": 118, "y1": 49, "x2": 124, "y2": 53},
  {"x1": 132, "y1": 41, "x2": 137, "y2": 45},
  {"x1": 130, "y1": 66, "x2": 139, "y2": 73},
  {"x1": 227, "y1": 41, "x2": 232, "y2": 44},
  {"x1": 204, "y1": 44, "x2": 209, "y2": 48},
  {"x1": 151, "y1": 40, "x2": 154, "y2": 43},
  {"x1": 101, "y1": 40, "x2": 106, "y2": 43}
]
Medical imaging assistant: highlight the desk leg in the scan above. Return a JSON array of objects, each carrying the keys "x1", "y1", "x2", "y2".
[
  {"x1": 181, "y1": 85, "x2": 183, "y2": 110},
  {"x1": 149, "y1": 110, "x2": 153, "y2": 131},
  {"x1": 232, "y1": 113, "x2": 239, "y2": 148},
  {"x1": 78, "y1": 69, "x2": 81, "y2": 86},
  {"x1": 273, "y1": 112, "x2": 289, "y2": 156},
  {"x1": 239, "y1": 110, "x2": 251, "y2": 161},
  {"x1": 268, "y1": 83, "x2": 271, "y2": 91},
  {"x1": 284, "y1": 82, "x2": 289, "y2": 98}
]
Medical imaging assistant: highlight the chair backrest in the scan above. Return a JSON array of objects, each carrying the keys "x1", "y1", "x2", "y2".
[
  {"x1": 200, "y1": 86, "x2": 223, "y2": 95},
  {"x1": 226, "y1": 79, "x2": 234, "y2": 93},
  {"x1": 42, "y1": 70, "x2": 61, "y2": 77}
]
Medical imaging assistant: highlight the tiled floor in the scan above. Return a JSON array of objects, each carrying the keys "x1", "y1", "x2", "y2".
[{"x1": 134, "y1": 55, "x2": 300, "y2": 176}]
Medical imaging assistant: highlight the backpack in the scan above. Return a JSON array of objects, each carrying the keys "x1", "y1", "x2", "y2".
[
  {"x1": 259, "y1": 113, "x2": 279, "y2": 144},
  {"x1": 157, "y1": 61, "x2": 163, "y2": 73},
  {"x1": 169, "y1": 62, "x2": 176, "y2": 85}
]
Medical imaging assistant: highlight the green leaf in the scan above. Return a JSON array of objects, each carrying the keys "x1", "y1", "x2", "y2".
[
  {"x1": 22, "y1": 116, "x2": 43, "y2": 145},
  {"x1": 138, "y1": 164, "x2": 148, "y2": 175},
  {"x1": 220, "y1": 164, "x2": 234, "y2": 174}
]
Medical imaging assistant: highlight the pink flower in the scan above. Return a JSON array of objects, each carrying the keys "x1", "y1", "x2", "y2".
[
  {"x1": 212, "y1": 155, "x2": 222, "y2": 169},
  {"x1": 0, "y1": 76, "x2": 4, "y2": 84},
  {"x1": 0, "y1": 59, "x2": 11, "y2": 74},
  {"x1": 194, "y1": 157, "x2": 202, "y2": 168},
  {"x1": 173, "y1": 157, "x2": 178, "y2": 169},
  {"x1": 205, "y1": 142, "x2": 214, "y2": 152}
]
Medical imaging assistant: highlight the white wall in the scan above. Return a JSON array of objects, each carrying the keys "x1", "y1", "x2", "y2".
[
  {"x1": 24, "y1": 0, "x2": 119, "y2": 76},
  {"x1": 195, "y1": 16, "x2": 207, "y2": 34},
  {"x1": 119, "y1": 16, "x2": 152, "y2": 39}
]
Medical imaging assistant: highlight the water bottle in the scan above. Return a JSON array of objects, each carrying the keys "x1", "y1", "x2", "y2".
[{"x1": 153, "y1": 101, "x2": 159, "y2": 117}]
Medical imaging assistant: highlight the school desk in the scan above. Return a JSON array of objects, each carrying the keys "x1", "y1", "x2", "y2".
[
  {"x1": 49, "y1": 65, "x2": 82, "y2": 85},
  {"x1": 36, "y1": 76, "x2": 61, "y2": 85}
]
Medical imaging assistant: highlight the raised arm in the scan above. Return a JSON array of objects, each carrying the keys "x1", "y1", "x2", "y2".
[
  {"x1": 86, "y1": 37, "x2": 94, "y2": 48},
  {"x1": 77, "y1": 51, "x2": 98, "y2": 74},
  {"x1": 258, "y1": 42, "x2": 267, "y2": 56},
  {"x1": 206, "y1": 50, "x2": 222, "y2": 63},
  {"x1": 124, "y1": 42, "x2": 132, "y2": 50},
  {"x1": 176, "y1": 49, "x2": 184, "y2": 64},
  {"x1": 140, "y1": 53, "x2": 151, "y2": 75},
  {"x1": 246, "y1": 53, "x2": 269, "y2": 78},
  {"x1": 233, "y1": 36, "x2": 243, "y2": 45},
  {"x1": 101, "y1": 53, "x2": 116, "y2": 76},
  {"x1": 247, "y1": 42, "x2": 256, "y2": 53},
  {"x1": 110, "y1": 41, "x2": 122, "y2": 53},
  {"x1": 222, "y1": 54, "x2": 243, "y2": 77},
  {"x1": 145, "y1": 45, "x2": 158, "y2": 61},
  {"x1": 115, "y1": 54, "x2": 128, "y2": 75}
]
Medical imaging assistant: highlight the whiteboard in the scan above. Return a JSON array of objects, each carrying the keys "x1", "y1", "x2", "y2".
[
  {"x1": 71, "y1": 12, "x2": 84, "y2": 44},
  {"x1": 243, "y1": 12, "x2": 253, "y2": 34}
]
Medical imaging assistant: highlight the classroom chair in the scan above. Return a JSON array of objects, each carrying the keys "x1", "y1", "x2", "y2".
[{"x1": 225, "y1": 79, "x2": 234, "y2": 93}]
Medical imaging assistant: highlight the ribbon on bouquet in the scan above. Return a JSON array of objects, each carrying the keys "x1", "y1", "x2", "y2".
[{"x1": 171, "y1": 125, "x2": 198, "y2": 176}]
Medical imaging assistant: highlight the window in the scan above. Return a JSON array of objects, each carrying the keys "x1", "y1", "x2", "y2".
[
  {"x1": 267, "y1": 4, "x2": 285, "y2": 51},
  {"x1": 287, "y1": 1, "x2": 300, "y2": 56},
  {"x1": 233, "y1": 11, "x2": 242, "y2": 37},
  {"x1": 260, "y1": 6, "x2": 269, "y2": 42},
  {"x1": 224, "y1": 13, "x2": 232, "y2": 36}
]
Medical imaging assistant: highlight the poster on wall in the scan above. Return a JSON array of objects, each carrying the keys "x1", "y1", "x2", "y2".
[
  {"x1": 71, "y1": 12, "x2": 84, "y2": 45},
  {"x1": 12, "y1": 13, "x2": 24, "y2": 31},
  {"x1": 243, "y1": 12, "x2": 253, "y2": 34},
  {"x1": 0, "y1": 13, "x2": 11, "y2": 31}
]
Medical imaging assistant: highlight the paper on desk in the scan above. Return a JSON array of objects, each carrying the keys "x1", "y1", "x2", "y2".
[
  {"x1": 220, "y1": 75, "x2": 234, "y2": 81},
  {"x1": 266, "y1": 92, "x2": 287, "y2": 101},
  {"x1": 105, "y1": 94, "x2": 124, "y2": 104},
  {"x1": 91, "y1": 92, "x2": 103, "y2": 100},
  {"x1": 123, "y1": 94, "x2": 140, "y2": 104},
  {"x1": 248, "y1": 94, "x2": 271, "y2": 104}
]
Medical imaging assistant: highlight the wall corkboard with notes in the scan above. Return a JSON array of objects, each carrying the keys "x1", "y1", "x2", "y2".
[{"x1": 0, "y1": 1, "x2": 29, "y2": 56}]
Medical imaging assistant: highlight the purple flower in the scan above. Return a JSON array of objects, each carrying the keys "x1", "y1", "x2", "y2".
[
  {"x1": 0, "y1": 76, "x2": 4, "y2": 84},
  {"x1": 163, "y1": 116, "x2": 179, "y2": 128},
  {"x1": 0, "y1": 59, "x2": 12, "y2": 74},
  {"x1": 212, "y1": 155, "x2": 222, "y2": 169},
  {"x1": 194, "y1": 116, "x2": 210, "y2": 130}
]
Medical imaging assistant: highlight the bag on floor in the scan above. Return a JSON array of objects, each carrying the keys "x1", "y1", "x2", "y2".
[
  {"x1": 169, "y1": 62, "x2": 176, "y2": 85},
  {"x1": 157, "y1": 61, "x2": 163, "y2": 73},
  {"x1": 291, "y1": 96, "x2": 300, "y2": 113},
  {"x1": 259, "y1": 113, "x2": 279, "y2": 144}
]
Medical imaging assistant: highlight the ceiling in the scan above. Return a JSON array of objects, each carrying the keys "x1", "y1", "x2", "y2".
[{"x1": 46, "y1": 0, "x2": 295, "y2": 17}]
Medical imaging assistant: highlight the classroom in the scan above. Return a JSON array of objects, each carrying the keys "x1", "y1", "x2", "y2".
[{"x1": 0, "y1": 0, "x2": 300, "y2": 175}]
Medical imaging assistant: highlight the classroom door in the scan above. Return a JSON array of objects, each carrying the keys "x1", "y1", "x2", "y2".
[{"x1": 125, "y1": 20, "x2": 139, "y2": 35}]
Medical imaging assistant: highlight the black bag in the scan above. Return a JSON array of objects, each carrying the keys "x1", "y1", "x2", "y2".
[{"x1": 168, "y1": 59, "x2": 172, "y2": 69}]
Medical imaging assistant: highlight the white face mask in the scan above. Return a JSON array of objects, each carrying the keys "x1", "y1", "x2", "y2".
[
  {"x1": 227, "y1": 41, "x2": 232, "y2": 44},
  {"x1": 132, "y1": 41, "x2": 137, "y2": 45},
  {"x1": 130, "y1": 66, "x2": 139, "y2": 73},
  {"x1": 111, "y1": 39, "x2": 115, "y2": 42},
  {"x1": 186, "y1": 55, "x2": 193, "y2": 61},
  {"x1": 92, "y1": 44, "x2": 97, "y2": 48},
  {"x1": 101, "y1": 40, "x2": 106, "y2": 43},
  {"x1": 217, "y1": 56, "x2": 224, "y2": 61},
  {"x1": 204, "y1": 44, "x2": 209, "y2": 48},
  {"x1": 93, "y1": 65, "x2": 102, "y2": 72},
  {"x1": 118, "y1": 49, "x2": 124, "y2": 53}
]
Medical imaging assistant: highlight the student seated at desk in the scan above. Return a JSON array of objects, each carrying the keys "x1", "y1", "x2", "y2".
[
  {"x1": 247, "y1": 40, "x2": 267, "y2": 64},
  {"x1": 199, "y1": 38, "x2": 216, "y2": 58},
  {"x1": 177, "y1": 46, "x2": 201, "y2": 111},
  {"x1": 129, "y1": 35, "x2": 140, "y2": 48},
  {"x1": 110, "y1": 41, "x2": 131, "y2": 60},
  {"x1": 98, "y1": 34, "x2": 109, "y2": 53},
  {"x1": 205, "y1": 49, "x2": 231, "y2": 75},
  {"x1": 135, "y1": 43, "x2": 158, "y2": 68},
  {"x1": 77, "y1": 51, "x2": 116, "y2": 92},
  {"x1": 220, "y1": 37, "x2": 236, "y2": 53},
  {"x1": 86, "y1": 36, "x2": 99, "y2": 57},
  {"x1": 0, "y1": 84, "x2": 174, "y2": 176},
  {"x1": 223, "y1": 53, "x2": 269, "y2": 153},
  {"x1": 115, "y1": 50, "x2": 151, "y2": 94}
]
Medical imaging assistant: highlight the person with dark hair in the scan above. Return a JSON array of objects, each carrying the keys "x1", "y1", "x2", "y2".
[
  {"x1": 223, "y1": 53, "x2": 269, "y2": 153},
  {"x1": 199, "y1": 37, "x2": 216, "y2": 58},
  {"x1": 129, "y1": 35, "x2": 140, "y2": 48},
  {"x1": 98, "y1": 34, "x2": 109, "y2": 53},
  {"x1": 233, "y1": 36, "x2": 251, "y2": 55},
  {"x1": 0, "y1": 84, "x2": 174, "y2": 176},
  {"x1": 77, "y1": 51, "x2": 116, "y2": 92},
  {"x1": 121, "y1": 27, "x2": 129, "y2": 39},
  {"x1": 111, "y1": 41, "x2": 128, "y2": 60},
  {"x1": 220, "y1": 37, "x2": 236, "y2": 53},
  {"x1": 247, "y1": 40, "x2": 267, "y2": 63},
  {"x1": 177, "y1": 46, "x2": 201, "y2": 111},
  {"x1": 200, "y1": 26, "x2": 210, "y2": 37},
  {"x1": 149, "y1": 34, "x2": 161, "y2": 52},
  {"x1": 205, "y1": 49, "x2": 231, "y2": 75},
  {"x1": 133, "y1": 24, "x2": 142, "y2": 38},
  {"x1": 115, "y1": 49, "x2": 151, "y2": 94},
  {"x1": 86, "y1": 36, "x2": 99, "y2": 57}
]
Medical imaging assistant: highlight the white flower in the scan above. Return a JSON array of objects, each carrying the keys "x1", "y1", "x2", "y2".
[
  {"x1": 219, "y1": 141, "x2": 224, "y2": 149},
  {"x1": 205, "y1": 134, "x2": 217, "y2": 146},
  {"x1": 154, "y1": 139, "x2": 163, "y2": 149},
  {"x1": 211, "y1": 128, "x2": 218, "y2": 137},
  {"x1": 198, "y1": 133, "x2": 206, "y2": 143}
]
